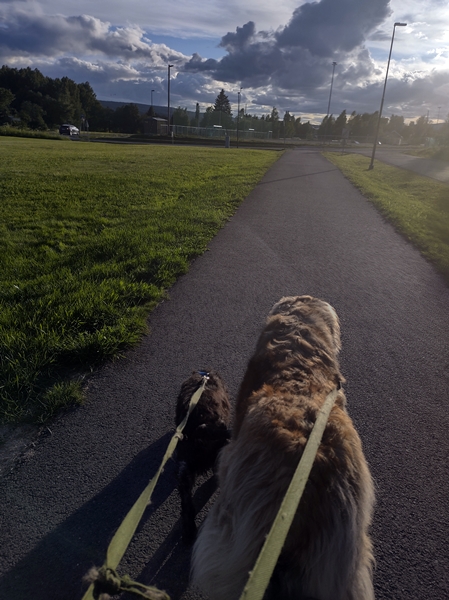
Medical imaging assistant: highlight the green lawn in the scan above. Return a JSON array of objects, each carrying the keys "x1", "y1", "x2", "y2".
[
  {"x1": 0, "y1": 138, "x2": 279, "y2": 423},
  {"x1": 324, "y1": 152, "x2": 449, "y2": 284}
]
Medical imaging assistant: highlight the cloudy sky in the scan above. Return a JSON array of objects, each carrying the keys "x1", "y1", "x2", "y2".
[{"x1": 1, "y1": 0, "x2": 449, "y2": 123}]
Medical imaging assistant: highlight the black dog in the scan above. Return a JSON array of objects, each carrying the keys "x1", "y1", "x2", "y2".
[{"x1": 175, "y1": 370, "x2": 231, "y2": 543}]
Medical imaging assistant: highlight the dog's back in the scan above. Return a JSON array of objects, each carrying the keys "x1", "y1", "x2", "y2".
[{"x1": 192, "y1": 297, "x2": 374, "y2": 600}]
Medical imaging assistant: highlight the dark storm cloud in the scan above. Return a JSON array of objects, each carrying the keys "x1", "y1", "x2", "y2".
[
  {"x1": 185, "y1": 0, "x2": 392, "y2": 93},
  {"x1": 219, "y1": 21, "x2": 256, "y2": 52},
  {"x1": 0, "y1": 13, "x2": 100, "y2": 55},
  {"x1": 276, "y1": 0, "x2": 392, "y2": 56}
]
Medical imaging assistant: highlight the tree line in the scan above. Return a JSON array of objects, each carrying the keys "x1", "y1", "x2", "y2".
[
  {"x1": 0, "y1": 66, "x2": 444, "y2": 144},
  {"x1": 317, "y1": 110, "x2": 441, "y2": 145},
  {"x1": 0, "y1": 65, "x2": 144, "y2": 132},
  {"x1": 170, "y1": 91, "x2": 316, "y2": 139}
]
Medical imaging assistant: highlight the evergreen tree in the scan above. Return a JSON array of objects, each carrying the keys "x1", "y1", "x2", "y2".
[
  {"x1": 268, "y1": 107, "x2": 280, "y2": 138},
  {"x1": 283, "y1": 111, "x2": 296, "y2": 137},
  {"x1": 318, "y1": 114, "x2": 334, "y2": 138},
  {"x1": 333, "y1": 110, "x2": 347, "y2": 136},
  {"x1": 213, "y1": 89, "x2": 232, "y2": 115}
]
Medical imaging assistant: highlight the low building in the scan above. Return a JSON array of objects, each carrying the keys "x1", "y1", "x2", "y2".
[{"x1": 144, "y1": 117, "x2": 168, "y2": 135}]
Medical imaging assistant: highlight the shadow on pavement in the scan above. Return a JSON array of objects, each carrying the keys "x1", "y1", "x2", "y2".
[
  {"x1": 259, "y1": 168, "x2": 338, "y2": 185},
  {"x1": 132, "y1": 475, "x2": 217, "y2": 600},
  {"x1": 0, "y1": 432, "x2": 180, "y2": 600}
]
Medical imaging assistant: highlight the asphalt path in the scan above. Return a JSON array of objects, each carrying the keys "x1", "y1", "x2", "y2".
[
  {"x1": 1, "y1": 149, "x2": 448, "y2": 600},
  {"x1": 350, "y1": 145, "x2": 449, "y2": 184}
]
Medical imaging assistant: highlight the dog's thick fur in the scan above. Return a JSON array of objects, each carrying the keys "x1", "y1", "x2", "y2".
[
  {"x1": 192, "y1": 296, "x2": 375, "y2": 600},
  {"x1": 175, "y1": 370, "x2": 231, "y2": 543}
]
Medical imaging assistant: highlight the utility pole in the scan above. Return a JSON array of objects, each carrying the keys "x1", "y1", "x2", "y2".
[
  {"x1": 237, "y1": 88, "x2": 242, "y2": 148},
  {"x1": 325, "y1": 62, "x2": 337, "y2": 144},
  {"x1": 369, "y1": 23, "x2": 407, "y2": 170},
  {"x1": 167, "y1": 64, "x2": 174, "y2": 138}
]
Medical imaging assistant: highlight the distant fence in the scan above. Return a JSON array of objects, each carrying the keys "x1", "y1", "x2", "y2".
[{"x1": 159, "y1": 124, "x2": 273, "y2": 140}]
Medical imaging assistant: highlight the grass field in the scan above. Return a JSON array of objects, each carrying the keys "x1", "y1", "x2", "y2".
[
  {"x1": 0, "y1": 138, "x2": 279, "y2": 423},
  {"x1": 324, "y1": 152, "x2": 449, "y2": 283}
]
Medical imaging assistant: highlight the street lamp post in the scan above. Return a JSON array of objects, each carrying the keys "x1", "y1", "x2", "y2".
[
  {"x1": 324, "y1": 62, "x2": 337, "y2": 144},
  {"x1": 327, "y1": 61, "x2": 337, "y2": 117},
  {"x1": 237, "y1": 87, "x2": 242, "y2": 147},
  {"x1": 369, "y1": 22, "x2": 407, "y2": 170},
  {"x1": 167, "y1": 64, "x2": 174, "y2": 137}
]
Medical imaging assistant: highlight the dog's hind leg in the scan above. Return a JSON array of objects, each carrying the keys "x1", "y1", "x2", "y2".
[{"x1": 177, "y1": 460, "x2": 197, "y2": 543}]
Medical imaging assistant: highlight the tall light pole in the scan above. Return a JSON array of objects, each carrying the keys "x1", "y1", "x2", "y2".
[
  {"x1": 167, "y1": 64, "x2": 174, "y2": 137},
  {"x1": 327, "y1": 61, "x2": 337, "y2": 116},
  {"x1": 237, "y1": 87, "x2": 242, "y2": 148},
  {"x1": 325, "y1": 61, "x2": 337, "y2": 143},
  {"x1": 369, "y1": 22, "x2": 407, "y2": 170},
  {"x1": 151, "y1": 89, "x2": 154, "y2": 108}
]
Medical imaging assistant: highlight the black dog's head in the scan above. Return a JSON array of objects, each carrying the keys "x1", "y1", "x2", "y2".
[
  {"x1": 175, "y1": 370, "x2": 231, "y2": 428},
  {"x1": 175, "y1": 370, "x2": 231, "y2": 473}
]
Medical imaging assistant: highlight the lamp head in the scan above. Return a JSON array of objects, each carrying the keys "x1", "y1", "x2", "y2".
[{"x1": 394, "y1": 22, "x2": 407, "y2": 26}]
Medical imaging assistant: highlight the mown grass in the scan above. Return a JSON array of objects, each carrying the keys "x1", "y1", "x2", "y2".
[
  {"x1": 0, "y1": 126, "x2": 64, "y2": 140},
  {"x1": 324, "y1": 152, "x2": 449, "y2": 283},
  {"x1": 0, "y1": 138, "x2": 279, "y2": 423}
]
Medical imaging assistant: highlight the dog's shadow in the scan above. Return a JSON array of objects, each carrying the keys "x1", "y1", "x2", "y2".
[
  {"x1": 129, "y1": 474, "x2": 218, "y2": 600},
  {"x1": 0, "y1": 432, "x2": 217, "y2": 600}
]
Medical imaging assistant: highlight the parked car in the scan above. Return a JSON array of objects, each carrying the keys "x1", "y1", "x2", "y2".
[{"x1": 59, "y1": 124, "x2": 79, "y2": 136}]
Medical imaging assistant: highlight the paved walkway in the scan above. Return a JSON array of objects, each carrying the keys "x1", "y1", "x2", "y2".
[
  {"x1": 352, "y1": 145, "x2": 449, "y2": 183},
  {"x1": 1, "y1": 149, "x2": 448, "y2": 600}
]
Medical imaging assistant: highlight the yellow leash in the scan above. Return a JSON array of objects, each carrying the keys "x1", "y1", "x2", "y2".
[
  {"x1": 81, "y1": 375, "x2": 208, "y2": 600},
  {"x1": 239, "y1": 387, "x2": 339, "y2": 600},
  {"x1": 81, "y1": 379, "x2": 336, "y2": 600}
]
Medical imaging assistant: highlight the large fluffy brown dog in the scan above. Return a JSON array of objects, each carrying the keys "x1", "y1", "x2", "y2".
[{"x1": 192, "y1": 296, "x2": 375, "y2": 600}]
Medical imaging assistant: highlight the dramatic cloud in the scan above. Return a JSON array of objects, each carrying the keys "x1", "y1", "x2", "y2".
[
  {"x1": 183, "y1": 0, "x2": 392, "y2": 109},
  {"x1": 0, "y1": 9, "x2": 186, "y2": 63},
  {"x1": 0, "y1": 0, "x2": 448, "y2": 121},
  {"x1": 276, "y1": 0, "x2": 391, "y2": 56}
]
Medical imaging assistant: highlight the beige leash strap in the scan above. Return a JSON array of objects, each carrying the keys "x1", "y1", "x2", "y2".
[
  {"x1": 239, "y1": 387, "x2": 339, "y2": 600},
  {"x1": 81, "y1": 375, "x2": 208, "y2": 600}
]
